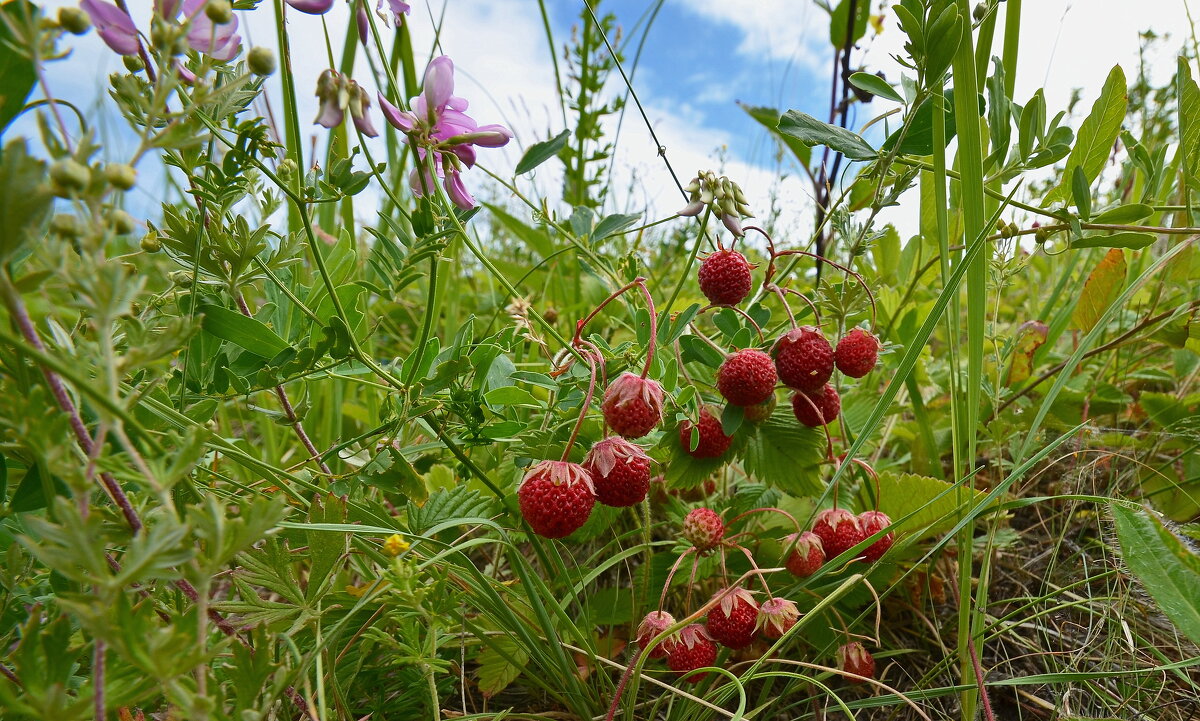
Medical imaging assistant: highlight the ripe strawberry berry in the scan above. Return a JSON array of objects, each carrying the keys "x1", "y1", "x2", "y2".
[
  {"x1": 601, "y1": 372, "x2": 665, "y2": 439},
  {"x1": 705, "y1": 586, "x2": 759, "y2": 649},
  {"x1": 773, "y1": 326, "x2": 834, "y2": 392},
  {"x1": 679, "y1": 406, "x2": 733, "y2": 458},
  {"x1": 697, "y1": 248, "x2": 752, "y2": 306},
  {"x1": 681, "y1": 507, "x2": 724, "y2": 552},
  {"x1": 517, "y1": 461, "x2": 595, "y2": 538},
  {"x1": 791, "y1": 384, "x2": 841, "y2": 427},
  {"x1": 665, "y1": 624, "x2": 718, "y2": 683},
  {"x1": 716, "y1": 349, "x2": 778, "y2": 407},
  {"x1": 811, "y1": 508, "x2": 866, "y2": 559},
  {"x1": 636, "y1": 610, "x2": 676, "y2": 659},
  {"x1": 835, "y1": 328, "x2": 880, "y2": 378},
  {"x1": 837, "y1": 642, "x2": 876, "y2": 683},
  {"x1": 756, "y1": 597, "x2": 800, "y2": 639},
  {"x1": 784, "y1": 531, "x2": 826, "y2": 578},
  {"x1": 583, "y1": 436, "x2": 652, "y2": 507},
  {"x1": 857, "y1": 510, "x2": 894, "y2": 562}
]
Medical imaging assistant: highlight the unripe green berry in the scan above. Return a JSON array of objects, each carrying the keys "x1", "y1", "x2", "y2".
[
  {"x1": 109, "y1": 209, "x2": 136, "y2": 235},
  {"x1": 50, "y1": 158, "x2": 90, "y2": 192},
  {"x1": 105, "y1": 163, "x2": 138, "y2": 190},
  {"x1": 123, "y1": 54, "x2": 145, "y2": 72},
  {"x1": 247, "y1": 46, "x2": 276, "y2": 76},
  {"x1": 50, "y1": 213, "x2": 82, "y2": 237},
  {"x1": 141, "y1": 232, "x2": 162, "y2": 253},
  {"x1": 58, "y1": 6, "x2": 91, "y2": 34},
  {"x1": 205, "y1": 0, "x2": 233, "y2": 25}
]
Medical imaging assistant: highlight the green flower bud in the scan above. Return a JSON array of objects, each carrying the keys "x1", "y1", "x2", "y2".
[
  {"x1": 105, "y1": 163, "x2": 138, "y2": 190},
  {"x1": 205, "y1": 0, "x2": 233, "y2": 25},
  {"x1": 973, "y1": 2, "x2": 987, "y2": 21},
  {"x1": 277, "y1": 158, "x2": 297, "y2": 181},
  {"x1": 247, "y1": 46, "x2": 276, "y2": 76},
  {"x1": 168, "y1": 270, "x2": 192, "y2": 286},
  {"x1": 50, "y1": 213, "x2": 82, "y2": 237},
  {"x1": 58, "y1": 6, "x2": 92, "y2": 34},
  {"x1": 1034, "y1": 227, "x2": 1050, "y2": 244},
  {"x1": 109, "y1": 209, "x2": 136, "y2": 235},
  {"x1": 123, "y1": 54, "x2": 145, "y2": 72},
  {"x1": 50, "y1": 158, "x2": 91, "y2": 192},
  {"x1": 141, "y1": 232, "x2": 162, "y2": 253}
]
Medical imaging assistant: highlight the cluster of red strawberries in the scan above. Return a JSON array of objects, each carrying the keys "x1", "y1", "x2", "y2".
[{"x1": 635, "y1": 507, "x2": 889, "y2": 683}]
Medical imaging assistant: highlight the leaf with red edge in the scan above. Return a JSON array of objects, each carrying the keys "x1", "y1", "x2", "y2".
[
  {"x1": 1072, "y1": 249, "x2": 1127, "y2": 333},
  {"x1": 1005, "y1": 320, "x2": 1048, "y2": 386}
]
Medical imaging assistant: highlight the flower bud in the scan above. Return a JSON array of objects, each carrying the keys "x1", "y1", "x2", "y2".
[
  {"x1": 168, "y1": 270, "x2": 192, "y2": 285},
  {"x1": 50, "y1": 214, "x2": 82, "y2": 238},
  {"x1": 105, "y1": 163, "x2": 138, "y2": 190},
  {"x1": 58, "y1": 6, "x2": 92, "y2": 34},
  {"x1": 205, "y1": 0, "x2": 233, "y2": 24},
  {"x1": 247, "y1": 46, "x2": 276, "y2": 76},
  {"x1": 123, "y1": 54, "x2": 145, "y2": 72},
  {"x1": 277, "y1": 158, "x2": 297, "y2": 181},
  {"x1": 972, "y1": 2, "x2": 987, "y2": 21},
  {"x1": 108, "y1": 209, "x2": 136, "y2": 235},
  {"x1": 141, "y1": 232, "x2": 162, "y2": 253},
  {"x1": 50, "y1": 159, "x2": 91, "y2": 192}
]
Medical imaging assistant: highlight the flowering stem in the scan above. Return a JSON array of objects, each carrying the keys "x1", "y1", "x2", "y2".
[{"x1": 559, "y1": 348, "x2": 598, "y2": 461}]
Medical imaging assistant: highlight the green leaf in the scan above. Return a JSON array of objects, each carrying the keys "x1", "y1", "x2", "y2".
[
  {"x1": 1045, "y1": 65, "x2": 1128, "y2": 205},
  {"x1": 876, "y1": 472, "x2": 988, "y2": 543},
  {"x1": 829, "y1": 0, "x2": 869, "y2": 47},
  {"x1": 476, "y1": 635, "x2": 529, "y2": 698},
  {"x1": 1177, "y1": 57, "x2": 1200, "y2": 185},
  {"x1": 0, "y1": 2, "x2": 36, "y2": 135},
  {"x1": 407, "y1": 487, "x2": 496, "y2": 534},
  {"x1": 1070, "y1": 232, "x2": 1156, "y2": 250},
  {"x1": 740, "y1": 406, "x2": 825, "y2": 496},
  {"x1": 0, "y1": 139, "x2": 51, "y2": 260},
  {"x1": 483, "y1": 385, "x2": 541, "y2": 408},
  {"x1": 740, "y1": 103, "x2": 812, "y2": 168},
  {"x1": 882, "y1": 89, "x2": 979, "y2": 155},
  {"x1": 1004, "y1": 320, "x2": 1048, "y2": 386},
  {"x1": 515, "y1": 129, "x2": 569, "y2": 174},
  {"x1": 199, "y1": 304, "x2": 290, "y2": 358},
  {"x1": 1071, "y1": 249, "x2": 1127, "y2": 333},
  {"x1": 1091, "y1": 203, "x2": 1153, "y2": 224},
  {"x1": 592, "y1": 212, "x2": 641, "y2": 241},
  {"x1": 305, "y1": 494, "x2": 347, "y2": 601},
  {"x1": 1111, "y1": 504, "x2": 1200, "y2": 647},
  {"x1": 778, "y1": 110, "x2": 876, "y2": 161},
  {"x1": 720, "y1": 404, "x2": 744, "y2": 437},
  {"x1": 1071, "y1": 165, "x2": 1092, "y2": 219},
  {"x1": 848, "y1": 72, "x2": 903, "y2": 103}
]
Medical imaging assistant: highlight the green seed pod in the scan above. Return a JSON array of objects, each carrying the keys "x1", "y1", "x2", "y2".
[
  {"x1": 105, "y1": 163, "x2": 138, "y2": 190},
  {"x1": 58, "y1": 6, "x2": 92, "y2": 34},
  {"x1": 1034, "y1": 227, "x2": 1050, "y2": 244},
  {"x1": 205, "y1": 0, "x2": 233, "y2": 25},
  {"x1": 50, "y1": 158, "x2": 90, "y2": 192},
  {"x1": 277, "y1": 158, "x2": 297, "y2": 181},
  {"x1": 109, "y1": 209, "x2": 136, "y2": 235},
  {"x1": 123, "y1": 54, "x2": 146, "y2": 72},
  {"x1": 247, "y1": 46, "x2": 277, "y2": 76},
  {"x1": 140, "y1": 232, "x2": 162, "y2": 253},
  {"x1": 50, "y1": 213, "x2": 82, "y2": 237}
]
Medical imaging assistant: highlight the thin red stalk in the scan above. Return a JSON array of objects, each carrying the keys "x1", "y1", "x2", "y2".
[
  {"x1": 734, "y1": 545, "x2": 774, "y2": 596},
  {"x1": 769, "y1": 248, "x2": 877, "y2": 328},
  {"x1": 633, "y1": 280, "x2": 657, "y2": 378},
  {"x1": 967, "y1": 634, "x2": 996, "y2": 721},
  {"x1": 572, "y1": 277, "x2": 657, "y2": 378},
  {"x1": 658, "y1": 547, "x2": 694, "y2": 611},
  {"x1": 560, "y1": 348, "x2": 598, "y2": 461},
  {"x1": 726, "y1": 507, "x2": 801, "y2": 536},
  {"x1": 768, "y1": 285, "x2": 799, "y2": 329},
  {"x1": 604, "y1": 645, "x2": 648, "y2": 721},
  {"x1": 93, "y1": 640, "x2": 105, "y2": 721},
  {"x1": 0, "y1": 662, "x2": 20, "y2": 687}
]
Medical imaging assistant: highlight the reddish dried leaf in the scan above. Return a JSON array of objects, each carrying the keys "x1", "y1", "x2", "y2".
[{"x1": 1005, "y1": 320, "x2": 1048, "y2": 386}]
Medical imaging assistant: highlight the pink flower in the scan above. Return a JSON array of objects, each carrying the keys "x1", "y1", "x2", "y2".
[
  {"x1": 285, "y1": 0, "x2": 335, "y2": 14},
  {"x1": 80, "y1": 0, "x2": 139, "y2": 56},
  {"x1": 378, "y1": 55, "x2": 511, "y2": 208},
  {"x1": 313, "y1": 69, "x2": 378, "y2": 137},
  {"x1": 376, "y1": 0, "x2": 410, "y2": 25},
  {"x1": 182, "y1": 0, "x2": 240, "y2": 61}
]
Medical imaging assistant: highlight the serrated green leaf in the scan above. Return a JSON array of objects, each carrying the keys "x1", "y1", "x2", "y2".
[
  {"x1": 1112, "y1": 504, "x2": 1200, "y2": 647},
  {"x1": 305, "y1": 494, "x2": 347, "y2": 601},
  {"x1": 876, "y1": 472, "x2": 988, "y2": 543},
  {"x1": 407, "y1": 487, "x2": 496, "y2": 534},
  {"x1": 476, "y1": 635, "x2": 529, "y2": 698},
  {"x1": 740, "y1": 407, "x2": 824, "y2": 495}
]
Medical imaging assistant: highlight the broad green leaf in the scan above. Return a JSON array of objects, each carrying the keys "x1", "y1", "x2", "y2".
[
  {"x1": 740, "y1": 103, "x2": 811, "y2": 167},
  {"x1": 876, "y1": 472, "x2": 988, "y2": 543},
  {"x1": 778, "y1": 110, "x2": 876, "y2": 161},
  {"x1": 1071, "y1": 166, "x2": 1092, "y2": 219},
  {"x1": 1045, "y1": 65, "x2": 1127, "y2": 205},
  {"x1": 1177, "y1": 57, "x2": 1200, "y2": 185},
  {"x1": 740, "y1": 406, "x2": 825, "y2": 496},
  {"x1": 1091, "y1": 203, "x2": 1153, "y2": 224},
  {"x1": 483, "y1": 385, "x2": 541, "y2": 408},
  {"x1": 406, "y1": 487, "x2": 496, "y2": 534},
  {"x1": 0, "y1": 140, "x2": 51, "y2": 261},
  {"x1": 515, "y1": 129, "x2": 569, "y2": 174},
  {"x1": 592, "y1": 212, "x2": 641, "y2": 241},
  {"x1": 1004, "y1": 320, "x2": 1048, "y2": 386},
  {"x1": 1112, "y1": 504, "x2": 1200, "y2": 647},
  {"x1": 848, "y1": 72, "x2": 903, "y2": 103},
  {"x1": 1070, "y1": 232, "x2": 1156, "y2": 250},
  {"x1": 476, "y1": 635, "x2": 529, "y2": 698},
  {"x1": 199, "y1": 304, "x2": 290, "y2": 358},
  {"x1": 0, "y1": 2, "x2": 36, "y2": 135},
  {"x1": 1071, "y1": 249, "x2": 1126, "y2": 333},
  {"x1": 305, "y1": 494, "x2": 347, "y2": 601},
  {"x1": 830, "y1": 0, "x2": 870, "y2": 47}
]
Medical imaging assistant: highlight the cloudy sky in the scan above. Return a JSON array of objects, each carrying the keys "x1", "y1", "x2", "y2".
[{"x1": 29, "y1": 0, "x2": 1196, "y2": 237}]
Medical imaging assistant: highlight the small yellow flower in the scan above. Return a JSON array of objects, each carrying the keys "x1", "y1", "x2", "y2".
[
  {"x1": 345, "y1": 582, "x2": 371, "y2": 597},
  {"x1": 383, "y1": 533, "x2": 410, "y2": 557}
]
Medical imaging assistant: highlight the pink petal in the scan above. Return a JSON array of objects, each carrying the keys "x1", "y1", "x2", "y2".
[
  {"x1": 285, "y1": 0, "x2": 335, "y2": 14},
  {"x1": 444, "y1": 167, "x2": 475, "y2": 209},
  {"x1": 353, "y1": 110, "x2": 379, "y2": 138},
  {"x1": 450, "y1": 143, "x2": 476, "y2": 167},
  {"x1": 377, "y1": 93, "x2": 416, "y2": 132},
  {"x1": 314, "y1": 101, "x2": 343, "y2": 129},
  {"x1": 471, "y1": 124, "x2": 513, "y2": 147},
  {"x1": 422, "y1": 56, "x2": 455, "y2": 114},
  {"x1": 80, "y1": 0, "x2": 139, "y2": 56},
  {"x1": 409, "y1": 166, "x2": 439, "y2": 197}
]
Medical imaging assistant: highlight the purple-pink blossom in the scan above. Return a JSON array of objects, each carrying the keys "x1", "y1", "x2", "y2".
[
  {"x1": 182, "y1": 0, "x2": 241, "y2": 61},
  {"x1": 378, "y1": 55, "x2": 512, "y2": 209},
  {"x1": 314, "y1": 70, "x2": 378, "y2": 138},
  {"x1": 285, "y1": 0, "x2": 335, "y2": 15},
  {"x1": 376, "y1": 0, "x2": 410, "y2": 25},
  {"x1": 80, "y1": 0, "x2": 139, "y2": 56}
]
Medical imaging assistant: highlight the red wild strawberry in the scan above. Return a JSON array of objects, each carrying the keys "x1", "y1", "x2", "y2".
[
  {"x1": 857, "y1": 510, "x2": 894, "y2": 562},
  {"x1": 601, "y1": 372, "x2": 665, "y2": 439},
  {"x1": 811, "y1": 508, "x2": 866, "y2": 559},
  {"x1": 697, "y1": 248, "x2": 753, "y2": 306},
  {"x1": 679, "y1": 406, "x2": 733, "y2": 458},
  {"x1": 636, "y1": 610, "x2": 676, "y2": 659},
  {"x1": 837, "y1": 642, "x2": 876, "y2": 683},
  {"x1": 716, "y1": 349, "x2": 778, "y2": 407},
  {"x1": 705, "y1": 586, "x2": 759, "y2": 649},
  {"x1": 583, "y1": 436, "x2": 652, "y2": 507},
  {"x1": 681, "y1": 507, "x2": 724, "y2": 552},
  {"x1": 664, "y1": 624, "x2": 718, "y2": 683},
  {"x1": 791, "y1": 384, "x2": 840, "y2": 427},
  {"x1": 773, "y1": 326, "x2": 834, "y2": 392},
  {"x1": 756, "y1": 597, "x2": 800, "y2": 639},
  {"x1": 517, "y1": 461, "x2": 595, "y2": 538},
  {"x1": 835, "y1": 328, "x2": 880, "y2": 378},
  {"x1": 784, "y1": 531, "x2": 826, "y2": 578}
]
